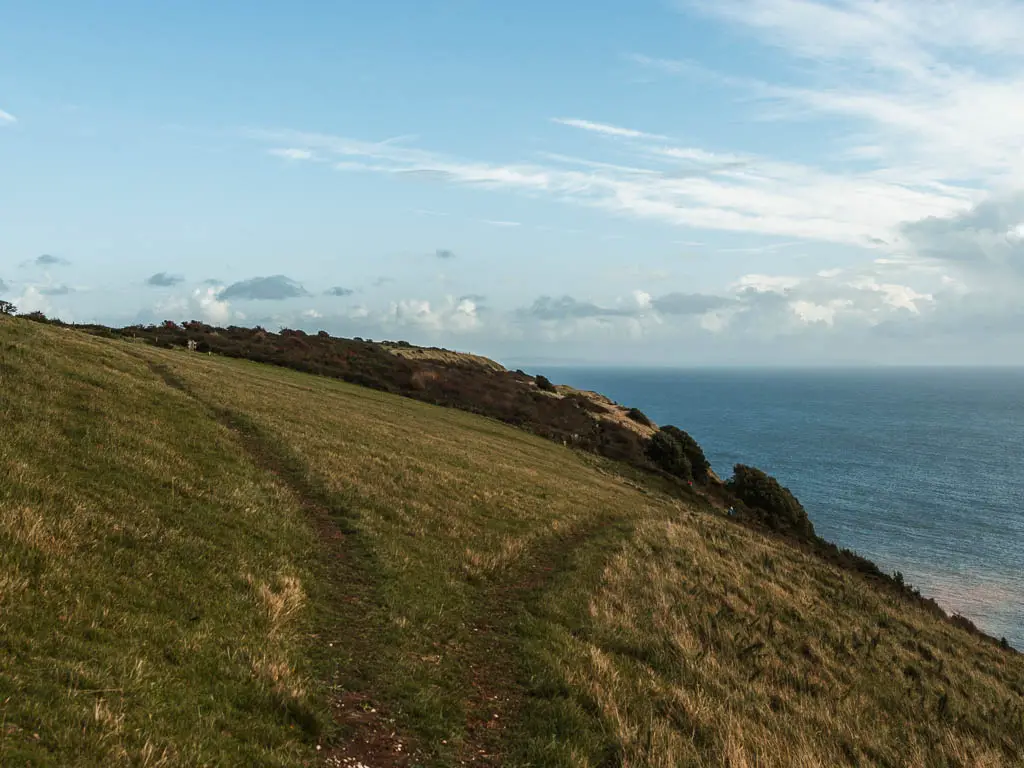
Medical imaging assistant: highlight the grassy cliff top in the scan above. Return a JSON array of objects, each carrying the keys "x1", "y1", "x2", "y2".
[
  {"x1": 380, "y1": 342, "x2": 507, "y2": 373},
  {"x1": 2, "y1": 317, "x2": 1022, "y2": 767}
]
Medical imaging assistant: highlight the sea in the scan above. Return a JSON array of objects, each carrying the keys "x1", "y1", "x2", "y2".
[{"x1": 544, "y1": 367, "x2": 1024, "y2": 650}]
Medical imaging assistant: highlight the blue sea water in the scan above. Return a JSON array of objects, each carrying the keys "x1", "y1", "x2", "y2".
[{"x1": 546, "y1": 367, "x2": 1024, "y2": 649}]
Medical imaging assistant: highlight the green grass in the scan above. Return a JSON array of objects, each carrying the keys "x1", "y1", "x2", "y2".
[
  {"x1": 2, "y1": 318, "x2": 1023, "y2": 767},
  {"x1": 0, "y1": 322, "x2": 326, "y2": 765}
]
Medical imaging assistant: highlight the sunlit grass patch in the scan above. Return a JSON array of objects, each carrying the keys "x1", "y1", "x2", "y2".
[
  {"x1": 0, "y1": 321, "x2": 324, "y2": 765},
  {"x1": 522, "y1": 515, "x2": 1024, "y2": 766}
]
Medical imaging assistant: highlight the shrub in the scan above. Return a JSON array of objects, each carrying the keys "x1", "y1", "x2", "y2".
[
  {"x1": 727, "y1": 464, "x2": 815, "y2": 538},
  {"x1": 0, "y1": 300, "x2": 16, "y2": 316},
  {"x1": 626, "y1": 408, "x2": 653, "y2": 427},
  {"x1": 535, "y1": 374, "x2": 556, "y2": 393},
  {"x1": 660, "y1": 426, "x2": 711, "y2": 482},
  {"x1": 646, "y1": 426, "x2": 711, "y2": 483},
  {"x1": 646, "y1": 431, "x2": 692, "y2": 480}
]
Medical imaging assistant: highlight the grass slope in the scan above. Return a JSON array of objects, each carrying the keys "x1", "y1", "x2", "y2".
[
  {"x1": 0, "y1": 321, "x2": 325, "y2": 765},
  {"x1": 381, "y1": 343, "x2": 507, "y2": 373},
  {"x1": 1, "y1": 318, "x2": 1022, "y2": 767}
]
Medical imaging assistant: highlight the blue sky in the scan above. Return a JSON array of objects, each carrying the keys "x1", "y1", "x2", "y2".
[{"x1": 3, "y1": 0, "x2": 1024, "y2": 365}]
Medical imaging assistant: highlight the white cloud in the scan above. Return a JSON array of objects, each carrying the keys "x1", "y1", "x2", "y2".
[
  {"x1": 734, "y1": 274, "x2": 802, "y2": 293},
  {"x1": 899, "y1": 193, "x2": 1024, "y2": 283},
  {"x1": 537, "y1": 151, "x2": 660, "y2": 177},
  {"x1": 0, "y1": 109, "x2": 15, "y2": 125},
  {"x1": 385, "y1": 295, "x2": 480, "y2": 333},
  {"x1": 269, "y1": 148, "x2": 314, "y2": 160},
  {"x1": 846, "y1": 277, "x2": 933, "y2": 314},
  {"x1": 650, "y1": 145, "x2": 746, "y2": 167},
  {"x1": 194, "y1": 287, "x2": 233, "y2": 324},
  {"x1": 719, "y1": 258, "x2": 941, "y2": 332},
  {"x1": 452, "y1": 298, "x2": 480, "y2": 330},
  {"x1": 674, "y1": 0, "x2": 1024, "y2": 186},
  {"x1": 257, "y1": 126, "x2": 972, "y2": 248},
  {"x1": 687, "y1": 0, "x2": 1024, "y2": 67},
  {"x1": 698, "y1": 310, "x2": 729, "y2": 333},
  {"x1": 632, "y1": 290, "x2": 653, "y2": 311},
  {"x1": 791, "y1": 299, "x2": 849, "y2": 326},
  {"x1": 551, "y1": 118, "x2": 668, "y2": 141},
  {"x1": 500, "y1": 269, "x2": 944, "y2": 348},
  {"x1": 156, "y1": 286, "x2": 234, "y2": 325},
  {"x1": 14, "y1": 286, "x2": 50, "y2": 314}
]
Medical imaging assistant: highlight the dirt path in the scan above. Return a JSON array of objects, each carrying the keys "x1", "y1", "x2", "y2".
[
  {"x1": 456, "y1": 515, "x2": 635, "y2": 765},
  {"x1": 143, "y1": 359, "x2": 422, "y2": 766},
  {"x1": 142, "y1": 356, "x2": 637, "y2": 766}
]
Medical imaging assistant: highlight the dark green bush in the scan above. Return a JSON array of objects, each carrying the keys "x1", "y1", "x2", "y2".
[
  {"x1": 660, "y1": 425, "x2": 711, "y2": 482},
  {"x1": 645, "y1": 426, "x2": 712, "y2": 484},
  {"x1": 535, "y1": 374, "x2": 556, "y2": 392},
  {"x1": 727, "y1": 464, "x2": 815, "y2": 538},
  {"x1": 646, "y1": 431, "x2": 692, "y2": 480}
]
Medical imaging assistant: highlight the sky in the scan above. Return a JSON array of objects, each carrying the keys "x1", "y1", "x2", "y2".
[{"x1": 3, "y1": 0, "x2": 1024, "y2": 366}]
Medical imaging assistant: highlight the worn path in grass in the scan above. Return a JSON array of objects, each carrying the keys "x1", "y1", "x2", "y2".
[
  {"x1": 457, "y1": 514, "x2": 636, "y2": 765},
  {"x1": 142, "y1": 358, "x2": 425, "y2": 766},
  {"x1": 1, "y1": 321, "x2": 338, "y2": 764},
  {"x1": 143, "y1": 353, "x2": 643, "y2": 767}
]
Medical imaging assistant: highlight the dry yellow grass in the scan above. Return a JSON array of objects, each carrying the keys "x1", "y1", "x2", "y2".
[
  {"x1": 383, "y1": 343, "x2": 507, "y2": 372},
  {"x1": 535, "y1": 515, "x2": 1024, "y2": 766},
  {"x1": 551, "y1": 384, "x2": 659, "y2": 438}
]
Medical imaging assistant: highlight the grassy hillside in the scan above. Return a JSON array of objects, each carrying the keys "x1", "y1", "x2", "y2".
[
  {"x1": 1, "y1": 318, "x2": 1022, "y2": 767},
  {"x1": 53, "y1": 319, "x2": 657, "y2": 471}
]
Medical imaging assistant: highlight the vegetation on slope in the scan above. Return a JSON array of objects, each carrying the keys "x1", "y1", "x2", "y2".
[
  {"x1": 0, "y1": 321, "x2": 329, "y2": 765},
  {"x1": 525, "y1": 515, "x2": 1024, "y2": 766},
  {"x1": 728, "y1": 464, "x2": 815, "y2": 537},
  {"x1": 19, "y1": 312, "x2": 1021, "y2": 638},
  {"x1": 2, "y1": 318, "x2": 1022, "y2": 767},
  {"x1": 380, "y1": 340, "x2": 507, "y2": 373},
  {"x1": 59, "y1": 317, "x2": 655, "y2": 468}
]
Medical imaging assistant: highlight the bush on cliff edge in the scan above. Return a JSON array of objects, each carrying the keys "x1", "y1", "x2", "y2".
[{"x1": 728, "y1": 464, "x2": 815, "y2": 538}]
